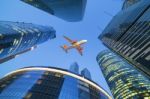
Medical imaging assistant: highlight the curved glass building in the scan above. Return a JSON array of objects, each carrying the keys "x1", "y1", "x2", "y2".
[
  {"x1": 0, "y1": 21, "x2": 56, "y2": 63},
  {"x1": 97, "y1": 50, "x2": 150, "y2": 99},
  {"x1": 0, "y1": 66, "x2": 111, "y2": 99}
]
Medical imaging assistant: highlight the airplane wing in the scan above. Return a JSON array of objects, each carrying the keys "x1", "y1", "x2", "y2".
[
  {"x1": 63, "y1": 36, "x2": 74, "y2": 43},
  {"x1": 76, "y1": 46, "x2": 83, "y2": 56}
]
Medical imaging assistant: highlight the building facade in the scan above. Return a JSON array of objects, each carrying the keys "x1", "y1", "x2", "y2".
[
  {"x1": 99, "y1": 0, "x2": 150, "y2": 76},
  {"x1": 0, "y1": 21, "x2": 56, "y2": 63},
  {"x1": 97, "y1": 50, "x2": 150, "y2": 99},
  {"x1": 0, "y1": 66, "x2": 111, "y2": 99},
  {"x1": 81, "y1": 68, "x2": 92, "y2": 80},
  {"x1": 70, "y1": 62, "x2": 91, "y2": 80},
  {"x1": 21, "y1": 0, "x2": 87, "y2": 22},
  {"x1": 69, "y1": 62, "x2": 79, "y2": 74}
]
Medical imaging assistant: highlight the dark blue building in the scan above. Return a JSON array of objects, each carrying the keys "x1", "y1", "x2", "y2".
[
  {"x1": 99, "y1": 0, "x2": 150, "y2": 76},
  {"x1": 21, "y1": 0, "x2": 87, "y2": 22},
  {"x1": 0, "y1": 21, "x2": 56, "y2": 63},
  {"x1": 0, "y1": 66, "x2": 112, "y2": 99}
]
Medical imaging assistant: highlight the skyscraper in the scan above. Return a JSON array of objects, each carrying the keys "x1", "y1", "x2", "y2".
[
  {"x1": 69, "y1": 62, "x2": 79, "y2": 74},
  {"x1": 97, "y1": 50, "x2": 150, "y2": 99},
  {"x1": 0, "y1": 66, "x2": 112, "y2": 99},
  {"x1": 99, "y1": 0, "x2": 150, "y2": 76},
  {"x1": 70, "y1": 62, "x2": 91, "y2": 79},
  {"x1": 81, "y1": 68, "x2": 92, "y2": 80},
  {"x1": 0, "y1": 21, "x2": 56, "y2": 63},
  {"x1": 21, "y1": 0, "x2": 87, "y2": 22}
]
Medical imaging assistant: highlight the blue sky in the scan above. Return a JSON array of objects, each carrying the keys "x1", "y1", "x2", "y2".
[{"x1": 0, "y1": 0, "x2": 122, "y2": 94}]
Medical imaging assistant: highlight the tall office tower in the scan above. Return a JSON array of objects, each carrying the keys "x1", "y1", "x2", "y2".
[
  {"x1": 0, "y1": 21, "x2": 56, "y2": 63},
  {"x1": 0, "y1": 66, "x2": 112, "y2": 99},
  {"x1": 81, "y1": 68, "x2": 91, "y2": 80},
  {"x1": 21, "y1": 0, "x2": 87, "y2": 22},
  {"x1": 69, "y1": 62, "x2": 79, "y2": 74},
  {"x1": 97, "y1": 50, "x2": 150, "y2": 99},
  {"x1": 99, "y1": 0, "x2": 150, "y2": 76}
]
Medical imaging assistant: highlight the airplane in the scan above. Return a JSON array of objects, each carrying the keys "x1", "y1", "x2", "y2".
[{"x1": 61, "y1": 36, "x2": 87, "y2": 56}]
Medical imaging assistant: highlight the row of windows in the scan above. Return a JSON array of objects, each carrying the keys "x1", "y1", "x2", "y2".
[
  {"x1": 0, "y1": 70, "x2": 108, "y2": 99},
  {"x1": 101, "y1": 12, "x2": 150, "y2": 76},
  {"x1": 0, "y1": 21, "x2": 55, "y2": 63},
  {"x1": 97, "y1": 51, "x2": 150, "y2": 99}
]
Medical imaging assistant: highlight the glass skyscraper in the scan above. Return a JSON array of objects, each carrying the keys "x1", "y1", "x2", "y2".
[
  {"x1": 99, "y1": 0, "x2": 150, "y2": 76},
  {"x1": 0, "y1": 66, "x2": 111, "y2": 99},
  {"x1": 21, "y1": 0, "x2": 87, "y2": 22},
  {"x1": 97, "y1": 50, "x2": 150, "y2": 99},
  {"x1": 69, "y1": 62, "x2": 91, "y2": 80},
  {"x1": 69, "y1": 62, "x2": 79, "y2": 74},
  {"x1": 0, "y1": 21, "x2": 56, "y2": 63},
  {"x1": 81, "y1": 68, "x2": 92, "y2": 80}
]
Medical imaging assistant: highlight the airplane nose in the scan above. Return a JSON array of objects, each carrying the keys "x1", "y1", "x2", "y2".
[{"x1": 85, "y1": 40, "x2": 87, "y2": 42}]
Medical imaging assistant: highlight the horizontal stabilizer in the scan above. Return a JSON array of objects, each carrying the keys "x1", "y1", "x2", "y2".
[{"x1": 60, "y1": 45, "x2": 68, "y2": 53}]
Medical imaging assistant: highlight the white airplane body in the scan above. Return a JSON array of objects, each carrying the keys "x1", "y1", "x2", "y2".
[
  {"x1": 71, "y1": 40, "x2": 87, "y2": 47},
  {"x1": 61, "y1": 36, "x2": 87, "y2": 56}
]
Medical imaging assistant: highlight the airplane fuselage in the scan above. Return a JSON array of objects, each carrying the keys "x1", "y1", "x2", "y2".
[
  {"x1": 72, "y1": 40, "x2": 87, "y2": 47},
  {"x1": 61, "y1": 36, "x2": 87, "y2": 55}
]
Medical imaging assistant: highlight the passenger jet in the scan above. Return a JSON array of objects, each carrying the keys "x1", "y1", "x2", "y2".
[{"x1": 61, "y1": 36, "x2": 87, "y2": 56}]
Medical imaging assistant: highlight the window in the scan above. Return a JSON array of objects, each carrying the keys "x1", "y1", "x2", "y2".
[{"x1": 24, "y1": 93, "x2": 32, "y2": 99}]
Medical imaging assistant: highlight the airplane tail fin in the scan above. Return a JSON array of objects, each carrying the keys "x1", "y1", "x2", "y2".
[{"x1": 61, "y1": 45, "x2": 68, "y2": 53}]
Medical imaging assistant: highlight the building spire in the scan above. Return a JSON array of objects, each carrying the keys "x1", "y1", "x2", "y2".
[
  {"x1": 69, "y1": 62, "x2": 79, "y2": 74},
  {"x1": 81, "y1": 68, "x2": 92, "y2": 80}
]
